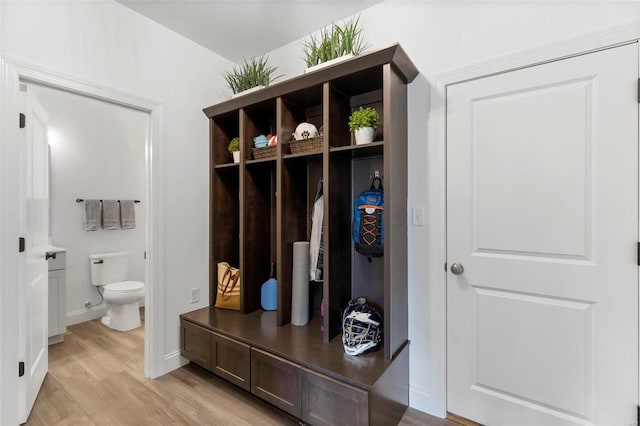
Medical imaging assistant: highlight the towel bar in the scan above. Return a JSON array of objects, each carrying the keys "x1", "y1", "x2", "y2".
[{"x1": 76, "y1": 199, "x2": 140, "y2": 203}]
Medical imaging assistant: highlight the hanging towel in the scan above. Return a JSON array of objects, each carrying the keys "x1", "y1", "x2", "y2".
[
  {"x1": 102, "y1": 200, "x2": 120, "y2": 230},
  {"x1": 120, "y1": 200, "x2": 136, "y2": 229},
  {"x1": 309, "y1": 179, "x2": 324, "y2": 281},
  {"x1": 83, "y1": 199, "x2": 101, "y2": 231}
]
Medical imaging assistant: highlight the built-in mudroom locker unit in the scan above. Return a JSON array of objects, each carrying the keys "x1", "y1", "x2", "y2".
[{"x1": 180, "y1": 45, "x2": 418, "y2": 426}]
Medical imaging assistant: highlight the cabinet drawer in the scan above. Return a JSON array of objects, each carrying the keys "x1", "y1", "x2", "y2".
[
  {"x1": 181, "y1": 320, "x2": 212, "y2": 370},
  {"x1": 301, "y1": 368, "x2": 369, "y2": 426},
  {"x1": 250, "y1": 348, "x2": 301, "y2": 418},
  {"x1": 212, "y1": 332, "x2": 251, "y2": 391}
]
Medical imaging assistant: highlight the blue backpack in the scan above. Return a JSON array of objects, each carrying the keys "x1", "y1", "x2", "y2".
[{"x1": 353, "y1": 177, "x2": 384, "y2": 258}]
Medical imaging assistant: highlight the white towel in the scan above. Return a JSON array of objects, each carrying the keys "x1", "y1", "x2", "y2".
[
  {"x1": 120, "y1": 200, "x2": 136, "y2": 229},
  {"x1": 102, "y1": 200, "x2": 120, "y2": 230},
  {"x1": 83, "y1": 199, "x2": 101, "y2": 231}
]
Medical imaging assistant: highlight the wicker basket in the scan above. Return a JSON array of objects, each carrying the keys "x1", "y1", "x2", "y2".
[
  {"x1": 289, "y1": 136, "x2": 323, "y2": 155},
  {"x1": 252, "y1": 145, "x2": 277, "y2": 160}
]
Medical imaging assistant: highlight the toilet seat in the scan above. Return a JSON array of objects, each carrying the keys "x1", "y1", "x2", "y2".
[{"x1": 104, "y1": 280, "x2": 144, "y2": 293}]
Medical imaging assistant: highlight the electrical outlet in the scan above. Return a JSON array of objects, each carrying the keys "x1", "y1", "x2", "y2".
[
  {"x1": 190, "y1": 288, "x2": 199, "y2": 304},
  {"x1": 412, "y1": 207, "x2": 425, "y2": 226}
]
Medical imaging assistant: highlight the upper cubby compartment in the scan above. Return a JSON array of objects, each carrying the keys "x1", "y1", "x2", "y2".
[
  {"x1": 279, "y1": 85, "x2": 324, "y2": 159},
  {"x1": 241, "y1": 99, "x2": 277, "y2": 164},
  {"x1": 212, "y1": 110, "x2": 239, "y2": 166}
]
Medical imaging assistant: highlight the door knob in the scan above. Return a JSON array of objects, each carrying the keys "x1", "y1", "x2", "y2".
[
  {"x1": 45, "y1": 252, "x2": 56, "y2": 261},
  {"x1": 450, "y1": 263, "x2": 464, "y2": 275}
]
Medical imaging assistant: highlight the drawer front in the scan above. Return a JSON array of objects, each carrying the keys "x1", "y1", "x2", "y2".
[
  {"x1": 47, "y1": 251, "x2": 66, "y2": 271},
  {"x1": 301, "y1": 368, "x2": 369, "y2": 426},
  {"x1": 181, "y1": 320, "x2": 212, "y2": 370},
  {"x1": 250, "y1": 348, "x2": 301, "y2": 418},
  {"x1": 212, "y1": 332, "x2": 251, "y2": 391}
]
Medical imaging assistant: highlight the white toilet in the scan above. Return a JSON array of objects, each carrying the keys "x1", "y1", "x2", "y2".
[{"x1": 89, "y1": 251, "x2": 145, "y2": 331}]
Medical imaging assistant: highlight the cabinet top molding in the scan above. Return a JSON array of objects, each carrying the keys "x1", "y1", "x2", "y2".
[{"x1": 203, "y1": 43, "x2": 418, "y2": 118}]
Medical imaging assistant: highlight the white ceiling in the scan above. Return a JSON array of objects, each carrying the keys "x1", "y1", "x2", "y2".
[{"x1": 116, "y1": 0, "x2": 382, "y2": 63}]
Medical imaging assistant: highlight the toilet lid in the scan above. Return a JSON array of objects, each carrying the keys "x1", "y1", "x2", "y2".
[{"x1": 104, "y1": 281, "x2": 144, "y2": 293}]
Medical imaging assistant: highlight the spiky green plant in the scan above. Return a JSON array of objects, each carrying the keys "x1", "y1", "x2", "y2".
[
  {"x1": 224, "y1": 55, "x2": 281, "y2": 94},
  {"x1": 303, "y1": 16, "x2": 366, "y2": 67}
]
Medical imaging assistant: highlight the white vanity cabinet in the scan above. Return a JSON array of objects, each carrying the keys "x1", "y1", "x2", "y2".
[{"x1": 47, "y1": 248, "x2": 67, "y2": 345}]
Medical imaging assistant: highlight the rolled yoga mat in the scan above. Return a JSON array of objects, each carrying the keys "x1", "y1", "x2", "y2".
[{"x1": 291, "y1": 241, "x2": 310, "y2": 326}]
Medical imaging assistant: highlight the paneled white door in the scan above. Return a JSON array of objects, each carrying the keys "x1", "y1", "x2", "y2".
[
  {"x1": 18, "y1": 86, "x2": 49, "y2": 423},
  {"x1": 447, "y1": 44, "x2": 638, "y2": 425}
]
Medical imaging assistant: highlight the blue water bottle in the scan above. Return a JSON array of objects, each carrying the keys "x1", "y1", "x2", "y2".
[{"x1": 261, "y1": 263, "x2": 277, "y2": 311}]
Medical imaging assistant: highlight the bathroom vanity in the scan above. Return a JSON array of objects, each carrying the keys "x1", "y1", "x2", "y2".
[{"x1": 47, "y1": 246, "x2": 67, "y2": 345}]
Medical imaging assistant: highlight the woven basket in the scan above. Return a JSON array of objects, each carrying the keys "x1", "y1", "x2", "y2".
[
  {"x1": 252, "y1": 145, "x2": 277, "y2": 160},
  {"x1": 289, "y1": 136, "x2": 323, "y2": 155}
]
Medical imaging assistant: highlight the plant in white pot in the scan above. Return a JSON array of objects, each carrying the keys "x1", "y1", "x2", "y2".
[
  {"x1": 228, "y1": 137, "x2": 240, "y2": 163},
  {"x1": 348, "y1": 107, "x2": 379, "y2": 145}
]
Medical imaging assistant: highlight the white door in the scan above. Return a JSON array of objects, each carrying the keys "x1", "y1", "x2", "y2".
[
  {"x1": 18, "y1": 85, "x2": 49, "y2": 423},
  {"x1": 447, "y1": 44, "x2": 638, "y2": 425}
]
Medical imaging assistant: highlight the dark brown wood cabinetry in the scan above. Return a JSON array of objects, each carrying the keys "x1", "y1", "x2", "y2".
[
  {"x1": 251, "y1": 348, "x2": 302, "y2": 417},
  {"x1": 301, "y1": 368, "x2": 369, "y2": 426},
  {"x1": 182, "y1": 44, "x2": 418, "y2": 425},
  {"x1": 212, "y1": 331, "x2": 251, "y2": 391}
]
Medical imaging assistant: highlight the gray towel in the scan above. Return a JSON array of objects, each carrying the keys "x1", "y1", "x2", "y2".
[
  {"x1": 120, "y1": 200, "x2": 136, "y2": 229},
  {"x1": 83, "y1": 199, "x2": 101, "y2": 231},
  {"x1": 102, "y1": 200, "x2": 120, "y2": 230}
]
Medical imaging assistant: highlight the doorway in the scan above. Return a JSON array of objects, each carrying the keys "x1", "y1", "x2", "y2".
[
  {"x1": 445, "y1": 43, "x2": 639, "y2": 424},
  {"x1": 0, "y1": 59, "x2": 166, "y2": 425}
]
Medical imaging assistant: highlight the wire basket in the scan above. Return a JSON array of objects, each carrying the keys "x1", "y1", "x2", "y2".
[
  {"x1": 289, "y1": 136, "x2": 323, "y2": 155},
  {"x1": 252, "y1": 145, "x2": 277, "y2": 160}
]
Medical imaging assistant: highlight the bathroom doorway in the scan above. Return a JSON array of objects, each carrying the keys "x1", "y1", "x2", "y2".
[
  {"x1": 29, "y1": 83, "x2": 148, "y2": 330},
  {"x1": 1, "y1": 61, "x2": 165, "y2": 425}
]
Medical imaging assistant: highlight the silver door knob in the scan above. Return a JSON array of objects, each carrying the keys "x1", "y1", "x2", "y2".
[{"x1": 450, "y1": 263, "x2": 464, "y2": 275}]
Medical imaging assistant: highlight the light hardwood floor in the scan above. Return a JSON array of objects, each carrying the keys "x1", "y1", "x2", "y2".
[{"x1": 27, "y1": 313, "x2": 455, "y2": 426}]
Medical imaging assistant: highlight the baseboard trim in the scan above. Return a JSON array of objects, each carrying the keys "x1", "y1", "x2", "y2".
[
  {"x1": 410, "y1": 383, "x2": 436, "y2": 416},
  {"x1": 66, "y1": 304, "x2": 107, "y2": 326},
  {"x1": 163, "y1": 350, "x2": 189, "y2": 375}
]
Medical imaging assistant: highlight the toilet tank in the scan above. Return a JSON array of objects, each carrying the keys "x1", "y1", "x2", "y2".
[{"x1": 89, "y1": 251, "x2": 129, "y2": 286}]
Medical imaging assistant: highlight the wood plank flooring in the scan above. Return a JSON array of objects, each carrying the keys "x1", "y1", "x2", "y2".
[{"x1": 27, "y1": 313, "x2": 455, "y2": 425}]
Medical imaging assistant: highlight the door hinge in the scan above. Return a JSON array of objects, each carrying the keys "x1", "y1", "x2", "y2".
[
  {"x1": 444, "y1": 262, "x2": 447, "y2": 272},
  {"x1": 637, "y1": 405, "x2": 639, "y2": 426},
  {"x1": 19, "y1": 113, "x2": 25, "y2": 129},
  {"x1": 637, "y1": 242, "x2": 640, "y2": 266},
  {"x1": 144, "y1": 251, "x2": 147, "y2": 260},
  {"x1": 18, "y1": 361, "x2": 24, "y2": 377},
  {"x1": 19, "y1": 237, "x2": 25, "y2": 253}
]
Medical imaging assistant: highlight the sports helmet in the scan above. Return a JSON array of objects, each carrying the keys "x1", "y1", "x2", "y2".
[
  {"x1": 342, "y1": 297, "x2": 382, "y2": 356},
  {"x1": 294, "y1": 122, "x2": 319, "y2": 140}
]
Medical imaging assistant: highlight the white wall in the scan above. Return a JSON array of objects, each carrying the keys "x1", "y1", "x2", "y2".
[
  {"x1": 31, "y1": 84, "x2": 147, "y2": 324},
  {"x1": 1, "y1": 0, "x2": 234, "y2": 373},
  {"x1": 265, "y1": 1, "x2": 640, "y2": 416}
]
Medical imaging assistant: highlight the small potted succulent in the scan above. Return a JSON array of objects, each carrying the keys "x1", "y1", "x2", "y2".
[
  {"x1": 224, "y1": 55, "x2": 281, "y2": 97},
  {"x1": 348, "y1": 107, "x2": 379, "y2": 145},
  {"x1": 228, "y1": 137, "x2": 240, "y2": 163}
]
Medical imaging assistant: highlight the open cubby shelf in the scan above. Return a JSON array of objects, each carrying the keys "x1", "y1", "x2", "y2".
[{"x1": 185, "y1": 44, "x2": 417, "y2": 426}]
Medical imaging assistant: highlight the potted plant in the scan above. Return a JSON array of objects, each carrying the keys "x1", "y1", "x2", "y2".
[
  {"x1": 303, "y1": 16, "x2": 366, "y2": 72},
  {"x1": 228, "y1": 137, "x2": 240, "y2": 163},
  {"x1": 348, "y1": 107, "x2": 379, "y2": 145},
  {"x1": 224, "y1": 55, "x2": 282, "y2": 97}
]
